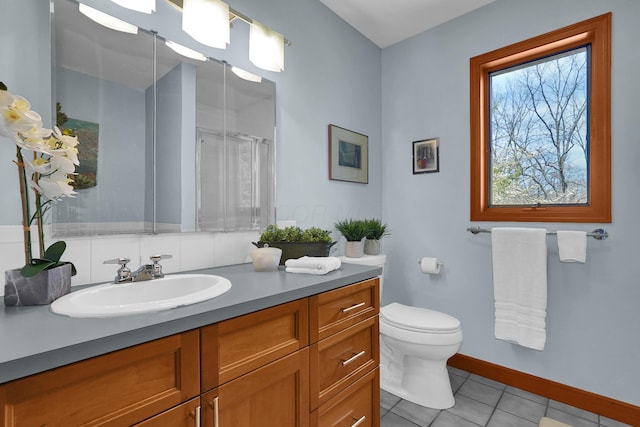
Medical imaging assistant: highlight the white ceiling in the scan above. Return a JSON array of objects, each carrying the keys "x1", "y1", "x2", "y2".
[{"x1": 319, "y1": 0, "x2": 496, "y2": 48}]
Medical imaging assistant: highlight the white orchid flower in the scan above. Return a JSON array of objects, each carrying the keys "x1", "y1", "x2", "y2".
[
  {"x1": 52, "y1": 126, "x2": 79, "y2": 148},
  {"x1": 23, "y1": 156, "x2": 52, "y2": 174},
  {"x1": 16, "y1": 126, "x2": 53, "y2": 152},
  {"x1": 33, "y1": 171, "x2": 77, "y2": 201},
  {"x1": 0, "y1": 91, "x2": 44, "y2": 135},
  {"x1": 48, "y1": 152, "x2": 77, "y2": 174}
]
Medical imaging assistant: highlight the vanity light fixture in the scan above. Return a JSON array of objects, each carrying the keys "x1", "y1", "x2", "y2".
[
  {"x1": 165, "y1": 40, "x2": 208, "y2": 61},
  {"x1": 182, "y1": 0, "x2": 230, "y2": 49},
  {"x1": 249, "y1": 20, "x2": 285, "y2": 72},
  {"x1": 78, "y1": 4, "x2": 139, "y2": 34},
  {"x1": 110, "y1": 0, "x2": 156, "y2": 14},
  {"x1": 231, "y1": 66, "x2": 262, "y2": 83},
  {"x1": 166, "y1": 0, "x2": 289, "y2": 73}
]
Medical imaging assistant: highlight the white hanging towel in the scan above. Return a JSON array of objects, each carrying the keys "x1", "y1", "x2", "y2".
[
  {"x1": 491, "y1": 227, "x2": 548, "y2": 351},
  {"x1": 557, "y1": 230, "x2": 587, "y2": 263}
]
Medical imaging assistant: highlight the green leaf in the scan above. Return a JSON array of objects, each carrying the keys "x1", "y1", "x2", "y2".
[
  {"x1": 19, "y1": 241, "x2": 75, "y2": 277},
  {"x1": 20, "y1": 259, "x2": 56, "y2": 277},
  {"x1": 0, "y1": 82, "x2": 7, "y2": 91},
  {"x1": 43, "y1": 241, "x2": 67, "y2": 263}
]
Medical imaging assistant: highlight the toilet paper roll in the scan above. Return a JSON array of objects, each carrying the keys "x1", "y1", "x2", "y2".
[{"x1": 420, "y1": 257, "x2": 441, "y2": 274}]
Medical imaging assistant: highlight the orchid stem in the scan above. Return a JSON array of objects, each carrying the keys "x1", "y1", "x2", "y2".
[{"x1": 15, "y1": 148, "x2": 33, "y2": 265}]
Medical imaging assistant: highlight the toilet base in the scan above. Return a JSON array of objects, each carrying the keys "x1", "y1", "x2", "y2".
[{"x1": 381, "y1": 352, "x2": 455, "y2": 409}]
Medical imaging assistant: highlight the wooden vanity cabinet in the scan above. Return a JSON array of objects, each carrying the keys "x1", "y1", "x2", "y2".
[{"x1": 0, "y1": 277, "x2": 379, "y2": 427}]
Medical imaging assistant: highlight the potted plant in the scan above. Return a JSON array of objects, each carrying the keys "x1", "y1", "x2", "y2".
[
  {"x1": 364, "y1": 218, "x2": 390, "y2": 255},
  {"x1": 254, "y1": 225, "x2": 336, "y2": 265},
  {"x1": 1, "y1": 82, "x2": 79, "y2": 306},
  {"x1": 334, "y1": 219, "x2": 368, "y2": 258}
]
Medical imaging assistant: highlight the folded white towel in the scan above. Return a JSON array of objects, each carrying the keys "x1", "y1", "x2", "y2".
[
  {"x1": 557, "y1": 230, "x2": 587, "y2": 263},
  {"x1": 491, "y1": 227, "x2": 548, "y2": 351},
  {"x1": 285, "y1": 256, "x2": 341, "y2": 275}
]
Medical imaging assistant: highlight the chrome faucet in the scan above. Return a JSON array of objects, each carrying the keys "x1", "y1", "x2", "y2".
[{"x1": 104, "y1": 255, "x2": 172, "y2": 284}]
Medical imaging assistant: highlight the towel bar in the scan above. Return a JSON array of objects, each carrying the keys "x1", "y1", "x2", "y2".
[{"x1": 466, "y1": 226, "x2": 608, "y2": 240}]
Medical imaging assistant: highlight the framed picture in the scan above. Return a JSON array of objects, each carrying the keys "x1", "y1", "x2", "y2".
[
  {"x1": 328, "y1": 124, "x2": 368, "y2": 184},
  {"x1": 413, "y1": 137, "x2": 439, "y2": 174}
]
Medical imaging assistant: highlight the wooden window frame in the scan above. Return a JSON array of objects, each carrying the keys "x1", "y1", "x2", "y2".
[{"x1": 470, "y1": 13, "x2": 611, "y2": 223}]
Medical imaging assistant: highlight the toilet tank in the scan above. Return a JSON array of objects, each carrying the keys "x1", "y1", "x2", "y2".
[{"x1": 340, "y1": 254, "x2": 386, "y2": 301}]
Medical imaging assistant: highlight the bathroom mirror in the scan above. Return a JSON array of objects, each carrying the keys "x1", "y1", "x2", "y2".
[{"x1": 50, "y1": 0, "x2": 275, "y2": 236}]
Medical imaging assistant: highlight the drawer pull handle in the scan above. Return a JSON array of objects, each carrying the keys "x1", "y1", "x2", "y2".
[
  {"x1": 341, "y1": 350, "x2": 366, "y2": 366},
  {"x1": 209, "y1": 396, "x2": 219, "y2": 427},
  {"x1": 351, "y1": 415, "x2": 366, "y2": 427},
  {"x1": 342, "y1": 302, "x2": 366, "y2": 313},
  {"x1": 194, "y1": 405, "x2": 201, "y2": 427}
]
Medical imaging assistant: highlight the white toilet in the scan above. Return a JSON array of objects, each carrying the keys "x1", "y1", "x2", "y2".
[{"x1": 341, "y1": 254, "x2": 463, "y2": 409}]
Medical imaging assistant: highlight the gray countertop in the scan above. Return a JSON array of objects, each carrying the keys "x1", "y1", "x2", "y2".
[{"x1": 0, "y1": 262, "x2": 381, "y2": 384}]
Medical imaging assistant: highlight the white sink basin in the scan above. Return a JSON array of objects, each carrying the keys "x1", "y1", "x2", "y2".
[{"x1": 51, "y1": 274, "x2": 232, "y2": 318}]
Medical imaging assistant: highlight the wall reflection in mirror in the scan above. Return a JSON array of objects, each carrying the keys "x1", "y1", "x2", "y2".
[{"x1": 51, "y1": 0, "x2": 275, "y2": 237}]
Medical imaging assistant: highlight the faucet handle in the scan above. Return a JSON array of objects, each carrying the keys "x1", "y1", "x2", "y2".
[
  {"x1": 150, "y1": 254, "x2": 172, "y2": 278},
  {"x1": 103, "y1": 258, "x2": 132, "y2": 283},
  {"x1": 150, "y1": 254, "x2": 172, "y2": 263}
]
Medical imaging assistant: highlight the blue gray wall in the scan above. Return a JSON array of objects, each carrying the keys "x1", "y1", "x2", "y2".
[{"x1": 381, "y1": 0, "x2": 640, "y2": 406}]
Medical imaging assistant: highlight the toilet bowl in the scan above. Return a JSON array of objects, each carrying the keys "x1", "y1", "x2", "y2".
[{"x1": 340, "y1": 254, "x2": 463, "y2": 409}]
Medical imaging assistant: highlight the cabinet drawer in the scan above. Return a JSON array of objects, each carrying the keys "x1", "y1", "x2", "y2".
[
  {"x1": 201, "y1": 298, "x2": 309, "y2": 390},
  {"x1": 311, "y1": 368, "x2": 379, "y2": 427},
  {"x1": 310, "y1": 278, "x2": 379, "y2": 342},
  {"x1": 0, "y1": 330, "x2": 200, "y2": 427},
  {"x1": 310, "y1": 316, "x2": 379, "y2": 409}
]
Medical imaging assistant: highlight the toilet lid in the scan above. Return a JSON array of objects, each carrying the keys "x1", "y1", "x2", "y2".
[{"x1": 381, "y1": 303, "x2": 461, "y2": 333}]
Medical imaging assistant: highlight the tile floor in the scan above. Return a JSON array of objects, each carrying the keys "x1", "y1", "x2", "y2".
[{"x1": 380, "y1": 367, "x2": 634, "y2": 427}]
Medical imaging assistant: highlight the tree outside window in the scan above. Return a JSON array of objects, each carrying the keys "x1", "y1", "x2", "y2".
[{"x1": 490, "y1": 47, "x2": 588, "y2": 206}]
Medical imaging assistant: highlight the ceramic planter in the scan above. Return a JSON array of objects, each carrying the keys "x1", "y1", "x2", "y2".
[
  {"x1": 364, "y1": 239, "x2": 381, "y2": 255},
  {"x1": 344, "y1": 241, "x2": 364, "y2": 258},
  {"x1": 4, "y1": 263, "x2": 72, "y2": 306}
]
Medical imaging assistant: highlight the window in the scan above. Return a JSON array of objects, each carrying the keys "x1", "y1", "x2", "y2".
[{"x1": 470, "y1": 13, "x2": 611, "y2": 223}]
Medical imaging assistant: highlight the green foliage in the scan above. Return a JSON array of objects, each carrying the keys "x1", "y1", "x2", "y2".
[
  {"x1": 259, "y1": 225, "x2": 332, "y2": 243},
  {"x1": 20, "y1": 241, "x2": 77, "y2": 278},
  {"x1": 364, "y1": 218, "x2": 390, "y2": 240},
  {"x1": 334, "y1": 219, "x2": 368, "y2": 242},
  {"x1": 0, "y1": 81, "x2": 7, "y2": 91},
  {"x1": 301, "y1": 227, "x2": 333, "y2": 243}
]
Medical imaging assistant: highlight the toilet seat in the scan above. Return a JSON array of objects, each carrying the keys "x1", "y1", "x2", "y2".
[{"x1": 381, "y1": 303, "x2": 461, "y2": 334}]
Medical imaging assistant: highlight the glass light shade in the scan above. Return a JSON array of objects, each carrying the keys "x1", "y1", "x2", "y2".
[
  {"x1": 165, "y1": 41, "x2": 208, "y2": 61},
  {"x1": 78, "y1": 4, "x2": 139, "y2": 34},
  {"x1": 182, "y1": 0, "x2": 230, "y2": 49},
  {"x1": 249, "y1": 21, "x2": 284, "y2": 72},
  {"x1": 110, "y1": 0, "x2": 155, "y2": 14},
  {"x1": 231, "y1": 66, "x2": 262, "y2": 83}
]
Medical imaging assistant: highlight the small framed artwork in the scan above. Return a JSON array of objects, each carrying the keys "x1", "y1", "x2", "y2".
[
  {"x1": 413, "y1": 137, "x2": 439, "y2": 174},
  {"x1": 328, "y1": 124, "x2": 368, "y2": 184}
]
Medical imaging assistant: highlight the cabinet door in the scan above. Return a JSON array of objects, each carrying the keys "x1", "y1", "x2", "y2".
[
  {"x1": 0, "y1": 330, "x2": 200, "y2": 427},
  {"x1": 311, "y1": 368, "x2": 379, "y2": 427},
  {"x1": 134, "y1": 397, "x2": 200, "y2": 427},
  {"x1": 201, "y1": 348, "x2": 310, "y2": 427},
  {"x1": 310, "y1": 278, "x2": 379, "y2": 343},
  {"x1": 201, "y1": 298, "x2": 309, "y2": 390}
]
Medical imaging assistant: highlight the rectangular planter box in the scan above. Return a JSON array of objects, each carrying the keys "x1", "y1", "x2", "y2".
[{"x1": 254, "y1": 241, "x2": 337, "y2": 265}]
